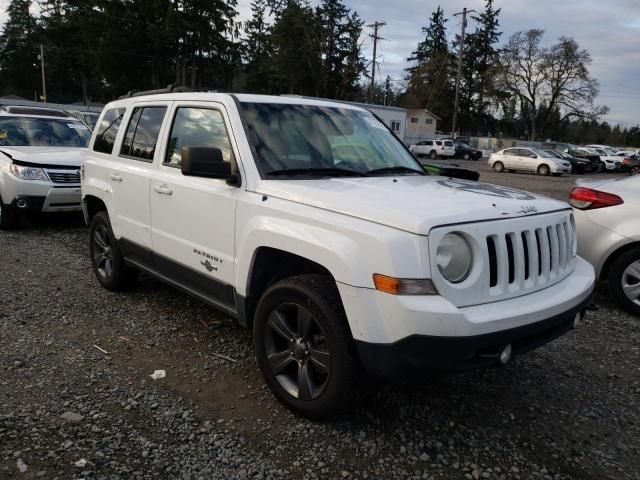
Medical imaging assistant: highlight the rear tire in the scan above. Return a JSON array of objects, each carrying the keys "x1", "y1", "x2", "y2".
[
  {"x1": 253, "y1": 274, "x2": 363, "y2": 419},
  {"x1": 607, "y1": 247, "x2": 640, "y2": 317},
  {"x1": 0, "y1": 195, "x2": 19, "y2": 229},
  {"x1": 492, "y1": 161, "x2": 504, "y2": 173},
  {"x1": 89, "y1": 211, "x2": 138, "y2": 291},
  {"x1": 537, "y1": 164, "x2": 551, "y2": 176},
  {"x1": 631, "y1": 166, "x2": 640, "y2": 176},
  {"x1": 463, "y1": 153, "x2": 470, "y2": 161},
  {"x1": 429, "y1": 150, "x2": 438, "y2": 160}
]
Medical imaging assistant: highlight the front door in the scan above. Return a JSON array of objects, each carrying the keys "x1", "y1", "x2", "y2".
[{"x1": 149, "y1": 102, "x2": 241, "y2": 310}]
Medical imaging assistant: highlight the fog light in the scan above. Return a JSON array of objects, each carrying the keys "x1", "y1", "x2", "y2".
[
  {"x1": 499, "y1": 344, "x2": 512, "y2": 365},
  {"x1": 15, "y1": 198, "x2": 28, "y2": 209}
]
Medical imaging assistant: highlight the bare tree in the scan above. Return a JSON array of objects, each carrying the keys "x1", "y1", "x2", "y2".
[{"x1": 497, "y1": 29, "x2": 607, "y2": 140}]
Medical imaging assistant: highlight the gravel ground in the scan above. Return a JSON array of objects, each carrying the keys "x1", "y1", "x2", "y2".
[{"x1": 1, "y1": 168, "x2": 639, "y2": 479}]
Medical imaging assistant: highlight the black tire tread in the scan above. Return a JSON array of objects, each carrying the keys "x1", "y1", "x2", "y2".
[
  {"x1": 253, "y1": 274, "x2": 364, "y2": 419},
  {"x1": 89, "y1": 211, "x2": 139, "y2": 291}
]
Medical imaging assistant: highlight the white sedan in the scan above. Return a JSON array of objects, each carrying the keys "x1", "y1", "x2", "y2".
[
  {"x1": 488, "y1": 147, "x2": 572, "y2": 175},
  {"x1": 570, "y1": 175, "x2": 640, "y2": 315}
]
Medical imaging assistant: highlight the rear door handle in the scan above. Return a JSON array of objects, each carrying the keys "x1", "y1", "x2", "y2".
[
  {"x1": 153, "y1": 184, "x2": 173, "y2": 196},
  {"x1": 109, "y1": 173, "x2": 123, "y2": 182}
]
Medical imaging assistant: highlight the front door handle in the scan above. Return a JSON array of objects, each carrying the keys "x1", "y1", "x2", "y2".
[
  {"x1": 153, "y1": 184, "x2": 173, "y2": 196},
  {"x1": 109, "y1": 173, "x2": 123, "y2": 182}
]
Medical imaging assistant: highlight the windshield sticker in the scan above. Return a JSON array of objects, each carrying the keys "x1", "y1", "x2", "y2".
[
  {"x1": 67, "y1": 123, "x2": 88, "y2": 130},
  {"x1": 0, "y1": 130, "x2": 7, "y2": 140},
  {"x1": 437, "y1": 178, "x2": 536, "y2": 200}
]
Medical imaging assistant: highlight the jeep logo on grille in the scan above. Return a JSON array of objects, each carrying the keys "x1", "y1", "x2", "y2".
[{"x1": 437, "y1": 179, "x2": 536, "y2": 200}]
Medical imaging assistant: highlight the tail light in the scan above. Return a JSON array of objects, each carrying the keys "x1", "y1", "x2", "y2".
[{"x1": 569, "y1": 187, "x2": 623, "y2": 210}]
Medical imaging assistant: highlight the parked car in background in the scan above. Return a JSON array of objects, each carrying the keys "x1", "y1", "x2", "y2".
[
  {"x1": 420, "y1": 160, "x2": 480, "y2": 181},
  {"x1": 488, "y1": 147, "x2": 572, "y2": 175},
  {"x1": 570, "y1": 175, "x2": 640, "y2": 316},
  {"x1": 0, "y1": 105, "x2": 90, "y2": 228},
  {"x1": 409, "y1": 139, "x2": 455, "y2": 159},
  {"x1": 567, "y1": 147, "x2": 602, "y2": 172},
  {"x1": 546, "y1": 150, "x2": 592, "y2": 174},
  {"x1": 621, "y1": 156, "x2": 640, "y2": 175},
  {"x1": 67, "y1": 110, "x2": 100, "y2": 129},
  {"x1": 453, "y1": 142, "x2": 482, "y2": 161},
  {"x1": 587, "y1": 147, "x2": 623, "y2": 171}
]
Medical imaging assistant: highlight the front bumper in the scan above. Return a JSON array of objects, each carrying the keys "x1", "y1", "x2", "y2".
[
  {"x1": 356, "y1": 295, "x2": 589, "y2": 376},
  {"x1": 3, "y1": 176, "x2": 82, "y2": 213},
  {"x1": 338, "y1": 257, "x2": 594, "y2": 376}
]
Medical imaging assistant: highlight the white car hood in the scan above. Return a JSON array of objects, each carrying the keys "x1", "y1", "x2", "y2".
[
  {"x1": 0, "y1": 146, "x2": 86, "y2": 167},
  {"x1": 257, "y1": 176, "x2": 569, "y2": 235}
]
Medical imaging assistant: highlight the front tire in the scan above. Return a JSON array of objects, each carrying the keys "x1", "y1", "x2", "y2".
[
  {"x1": 537, "y1": 164, "x2": 551, "y2": 176},
  {"x1": 89, "y1": 211, "x2": 138, "y2": 291},
  {"x1": 463, "y1": 153, "x2": 470, "y2": 161},
  {"x1": 631, "y1": 166, "x2": 640, "y2": 176},
  {"x1": 492, "y1": 161, "x2": 504, "y2": 173},
  {"x1": 608, "y1": 247, "x2": 640, "y2": 316},
  {"x1": 0, "y1": 196, "x2": 18, "y2": 230},
  {"x1": 253, "y1": 274, "x2": 362, "y2": 419}
]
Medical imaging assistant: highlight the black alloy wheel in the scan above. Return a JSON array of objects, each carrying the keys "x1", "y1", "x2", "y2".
[
  {"x1": 89, "y1": 211, "x2": 138, "y2": 290},
  {"x1": 264, "y1": 302, "x2": 331, "y2": 401},
  {"x1": 253, "y1": 274, "x2": 363, "y2": 419}
]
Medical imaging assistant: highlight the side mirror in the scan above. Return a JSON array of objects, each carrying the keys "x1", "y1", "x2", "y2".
[
  {"x1": 530, "y1": 154, "x2": 537, "y2": 159},
  {"x1": 181, "y1": 146, "x2": 239, "y2": 185}
]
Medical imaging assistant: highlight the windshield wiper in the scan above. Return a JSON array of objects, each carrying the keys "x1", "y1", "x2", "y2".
[
  {"x1": 266, "y1": 167, "x2": 368, "y2": 177},
  {"x1": 367, "y1": 166, "x2": 426, "y2": 176}
]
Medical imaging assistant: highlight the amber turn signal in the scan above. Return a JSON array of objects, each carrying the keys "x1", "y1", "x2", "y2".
[{"x1": 372, "y1": 274, "x2": 437, "y2": 295}]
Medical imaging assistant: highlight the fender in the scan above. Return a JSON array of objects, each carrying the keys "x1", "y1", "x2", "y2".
[
  {"x1": 234, "y1": 199, "x2": 432, "y2": 297},
  {"x1": 81, "y1": 173, "x2": 117, "y2": 233}
]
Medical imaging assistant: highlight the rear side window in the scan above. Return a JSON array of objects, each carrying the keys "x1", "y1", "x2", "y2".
[
  {"x1": 435, "y1": 140, "x2": 443, "y2": 146},
  {"x1": 93, "y1": 108, "x2": 124, "y2": 154},
  {"x1": 120, "y1": 106, "x2": 167, "y2": 161},
  {"x1": 444, "y1": 140, "x2": 453, "y2": 147}
]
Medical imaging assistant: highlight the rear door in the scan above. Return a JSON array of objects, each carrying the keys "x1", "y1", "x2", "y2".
[
  {"x1": 149, "y1": 101, "x2": 241, "y2": 310},
  {"x1": 108, "y1": 103, "x2": 170, "y2": 256},
  {"x1": 502, "y1": 148, "x2": 518, "y2": 169}
]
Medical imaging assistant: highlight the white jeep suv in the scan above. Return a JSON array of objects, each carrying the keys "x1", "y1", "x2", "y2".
[
  {"x1": 82, "y1": 91, "x2": 595, "y2": 418},
  {"x1": 0, "y1": 106, "x2": 90, "y2": 228}
]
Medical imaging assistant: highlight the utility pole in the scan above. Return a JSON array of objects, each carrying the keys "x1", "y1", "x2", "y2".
[
  {"x1": 451, "y1": 8, "x2": 475, "y2": 139},
  {"x1": 39, "y1": 44, "x2": 47, "y2": 103},
  {"x1": 367, "y1": 21, "x2": 386, "y2": 104}
]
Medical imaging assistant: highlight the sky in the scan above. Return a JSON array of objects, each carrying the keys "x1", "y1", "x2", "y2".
[{"x1": 1, "y1": 0, "x2": 639, "y2": 127}]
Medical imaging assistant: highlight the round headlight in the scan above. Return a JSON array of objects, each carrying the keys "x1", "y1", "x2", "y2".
[{"x1": 436, "y1": 233, "x2": 472, "y2": 283}]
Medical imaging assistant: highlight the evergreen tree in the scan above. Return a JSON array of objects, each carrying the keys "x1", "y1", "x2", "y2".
[
  {"x1": 404, "y1": 6, "x2": 454, "y2": 127},
  {"x1": 0, "y1": 0, "x2": 40, "y2": 99},
  {"x1": 315, "y1": 0, "x2": 364, "y2": 99},
  {"x1": 270, "y1": 0, "x2": 321, "y2": 95},
  {"x1": 243, "y1": 0, "x2": 274, "y2": 93}
]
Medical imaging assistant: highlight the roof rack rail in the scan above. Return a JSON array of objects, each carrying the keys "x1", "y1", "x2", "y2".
[{"x1": 118, "y1": 84, "x2": 193, "y2": 99}]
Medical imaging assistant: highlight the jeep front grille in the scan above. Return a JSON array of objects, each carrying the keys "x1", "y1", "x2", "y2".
[
  {"x1": 486, "y1": 220, "x2": 574, "y2": 291},
  {"x1": 429, "y1": 210, "x2": 576, "y2": 308}
]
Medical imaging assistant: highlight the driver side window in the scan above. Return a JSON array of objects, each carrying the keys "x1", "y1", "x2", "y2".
[{"x1": 165, "y1": 107, "x2": 234, "y2": 168}]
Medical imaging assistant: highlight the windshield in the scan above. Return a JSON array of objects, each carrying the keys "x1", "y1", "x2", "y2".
[
  {"x1": 533, "y1": 149, "x2": 557, "y2": 159},
  {"x1": 240, "y1": 102, "x2": 422, "y2": 177},
  {"x1": 0, "y1": 116, "x2": 91, "y2": 147}
]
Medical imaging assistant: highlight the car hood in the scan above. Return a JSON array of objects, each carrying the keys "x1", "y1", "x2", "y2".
[
  {"x1": 257, "y1": 176, "x2": 569, "y2": 235},
  {"x1": 0, "y1": 146, "x2": 86, "y2": 167}
]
